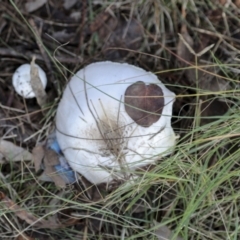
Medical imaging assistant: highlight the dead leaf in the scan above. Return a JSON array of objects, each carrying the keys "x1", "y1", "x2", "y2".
[
  {"x1": 234, "y1": 0, "x2": 240, "y2": 7},
  {"x1": 30, "y1": 57, "x2": 48, "y2": 108},
  {"x1": 16, "y1": 234, "x2": 35, "y2": 240},
  {"x1": 32, "y1": 138, "x2": 75, "y2": 188},
  {"x1": 89, "y1": 10, "x2": 113, "y2": 33},
  {"x1": 176, "y1": 7, "x2": 229, "y2": 92},
  {"x1": 89, "y1": 9, "x2": 143, "y2": 60},
  {"x1": 32, "y1": 145, "x2": 45, "y2": 172},
  {"x1": 0, "y1": 139, "x2": 32, "y2": 162},
  {"x1": 25, "y1": 0, "x2": 47, "y2": 13},
  {"x1": 38, "y1": 172, "x2": 53, "y2": 182},
  {"x1": 0, "y1": 191, "x2": 61, "y2": 229},
  {"x1": 102, "y1": 18, "x2": 143, "y2": 60},
  {"x1": 200, "y1": 99, "x2": 229, "y2": 126},
  {"x1": 218, "y1": 0, "x2": 227, "y2": 5},
  {"x1": 43, "y1": 149, "x2": 66, "y2": 188},
  {"x1": 44, "y1": 149, "x2": 60, "y2": 166},
  {"x1": 177, "y1": 25, "x2": 193, "y2": 66}
]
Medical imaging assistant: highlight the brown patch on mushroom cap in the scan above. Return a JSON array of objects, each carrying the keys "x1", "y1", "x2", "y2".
[{"x1": 124, "y1": 81, "x2": 164, "y2": 127}]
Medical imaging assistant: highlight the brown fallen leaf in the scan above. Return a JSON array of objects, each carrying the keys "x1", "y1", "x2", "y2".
[
  {"x1": 234, "y1": 0, "x2": 240, "y2": 7},
  {"x1": 218, "y1": 0, "x2": 227, "y2": 5},
  {"x1": 16, "y1": 234, "x2": 35, "y2": 240},
  {"x1": 30, "y1": 57, "x2": 48, "y2": 108},
  {"x1": 89, "y1": 9, "x2": 143, "y2": 60},
  {"x1": 29, "y1": 19, "x2": 53, "y2": 75},
  {"x1": 176, "y1": 5, "x2": 229, "y2": 92},
  {"x1": 199, "y1": 99, "x2": 229, "y2": 126},
  {"x1": 0, "y1": 139, "x2": 32, "y2": 162},
  {"x1": 44, "y1": 148, "x2": 60, "y2": 166},
  {"x1": 176, "y1": 8, "x2": 193, "y2": 67},
  {"x1": 25, "y1": 0, "x2": 47, "y2": 13},
  {"x1": 43, "y1": 149, "x2": 67, "y2": 188},
  {"x1": 33, "y1": 142, "x2": 69, "y2": 188},
  {"x1": 38, "y1": 172, "x2": 53, "y2": 182},
  {"x1": 0, "y1": 191, "x2": 61, "y2": 229},
  {"x1": 102, "y1": 18, "x2": 143, "y2": 60},
  {"x1": 32, "y1": 145, "x2": 45, "y2": 172},
  {"x1": 89, "y1": 9, "x2": 113, "y2": 33}
]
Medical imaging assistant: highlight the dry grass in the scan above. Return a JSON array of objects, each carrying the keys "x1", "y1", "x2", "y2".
[{"x1": 1, "y1": 0, "x2": 240, "y2": 239}]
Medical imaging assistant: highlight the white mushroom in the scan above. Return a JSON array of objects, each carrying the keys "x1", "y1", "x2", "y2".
[
  {"x1": 12, "y1": 63, "x2": 47, "y2": 98},
  {"x1": 56, "y1": 61, "x2": 176, "y2": 185}
]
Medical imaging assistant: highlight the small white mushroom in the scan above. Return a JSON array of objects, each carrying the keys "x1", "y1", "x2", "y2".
[
  {"x1": 12, "y1": 63, "x2": 47, "y2": 98},
  {"x1": 56, "y1": 61, "x2": 176, "y2": 185}
]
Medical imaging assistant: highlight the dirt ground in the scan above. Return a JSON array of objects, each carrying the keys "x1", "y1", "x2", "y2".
[{"x1": 1, "y1": 1, "x2": 240, "y2": 239}]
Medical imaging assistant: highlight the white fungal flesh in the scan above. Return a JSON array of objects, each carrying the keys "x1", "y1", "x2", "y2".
[
  {"x1": 56, "y1": 61, "x2": 176, "y2": 184},
  {"x1": 12, "y1": 63, "x2": 47, "y2": 98}
]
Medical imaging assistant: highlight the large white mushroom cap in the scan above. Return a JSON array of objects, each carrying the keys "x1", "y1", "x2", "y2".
[{"x1": 56, "y1": 61, "x2": 176, "y2": 185}]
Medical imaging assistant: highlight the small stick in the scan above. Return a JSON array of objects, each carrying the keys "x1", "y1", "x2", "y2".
[{"x1": 29, "y1": 18, "x2": 52, "y2": 73}]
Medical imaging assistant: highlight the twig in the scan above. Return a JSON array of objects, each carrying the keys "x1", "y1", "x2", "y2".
[
  {"x1": 29, "y1": 18, "x2": 52, "y2": 73},
  {"x1": 0, "y1": 47, "x2": 81, "y2": 63}
]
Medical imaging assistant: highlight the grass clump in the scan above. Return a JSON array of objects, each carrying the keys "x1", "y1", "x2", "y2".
[{"x1": 1, "y1": 0, "x2": 240, "y2": 239}]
